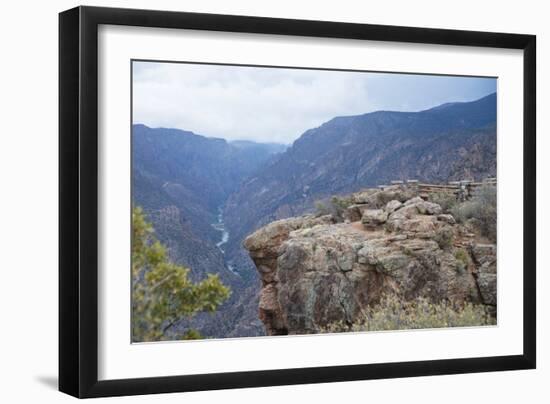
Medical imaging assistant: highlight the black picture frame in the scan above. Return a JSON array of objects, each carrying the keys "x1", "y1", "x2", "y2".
[{"x1": 59, "y1": 5, "x2": 536, "y2": 398}]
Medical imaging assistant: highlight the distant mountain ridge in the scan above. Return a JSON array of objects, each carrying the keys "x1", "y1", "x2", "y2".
[{"x1": 132, "y1": 124, "x2": 286, "y2": 211}]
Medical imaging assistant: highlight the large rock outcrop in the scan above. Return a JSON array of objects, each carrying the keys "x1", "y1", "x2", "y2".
[{"x1": 244, "y1": 188, "x2": 496, "y2": 335}]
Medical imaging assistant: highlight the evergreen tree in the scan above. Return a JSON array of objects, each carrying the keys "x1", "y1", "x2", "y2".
[{"x1": 132, "y1": 206, "x2": 230, "y2": 342}]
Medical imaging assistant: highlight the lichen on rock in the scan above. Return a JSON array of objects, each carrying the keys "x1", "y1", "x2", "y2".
[{"x1": 244, "y1": 187, "x2": 497, "y2": 335}]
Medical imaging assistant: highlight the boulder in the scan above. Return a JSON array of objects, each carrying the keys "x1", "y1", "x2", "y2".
[
  {"x1": 385, "y1": 199, "x2": 403, "y2": 213},
  {"x1": 244, "y1": 214, "x2": 334, "y2": 257},
  {"x1": 437, "y1": 214, "x2": 457, "y2": 225},
  {"x1": 351, "y1": 187, "x2": 417, "y2": 208},
  {"x1": 401, "y1": 197, "x2": 442, "y2": 215},
  {"x1": 352, "y1": 190, "x2": 377, "y2": 204},
  {"x1": 344, "y1": 204, "x2": 371, "y2": 222},
  {"x1": 470, "y1": 244, "x2": 497, "y2": 307},
  {"x1": 386, "y1": 199, "x2": 444, "y2": 232},
  {"x1": 418, "y1": 201, "x2": 442, "y2": 215},
  {"x1": 361, "y1": 209, "x2": 388, "y2": 228},
  {"x1": 404, "y1": 196, "x2": 424, "y2": 206}
]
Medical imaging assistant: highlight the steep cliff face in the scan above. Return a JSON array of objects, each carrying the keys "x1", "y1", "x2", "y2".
[{"x1": 244, "y1": 186, "x2": 496, "y2": 335}]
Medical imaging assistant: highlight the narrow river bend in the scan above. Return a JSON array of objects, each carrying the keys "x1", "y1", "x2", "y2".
[{"x1": 211, "y1": 206, "x2": 239, "y2": 276}]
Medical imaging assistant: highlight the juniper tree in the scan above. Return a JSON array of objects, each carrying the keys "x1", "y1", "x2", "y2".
[{"x1": 132, "y1": 207, "x2": 230, "y2": 342}]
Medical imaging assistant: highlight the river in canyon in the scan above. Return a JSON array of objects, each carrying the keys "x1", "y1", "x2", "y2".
[{"x1": 211, "y1": 207, "x2": 239, "y2": 276}]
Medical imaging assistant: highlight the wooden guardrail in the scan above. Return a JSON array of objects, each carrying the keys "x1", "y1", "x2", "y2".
[{"x1": 378, "y1": 178, "x2": 496, "y2": 201}]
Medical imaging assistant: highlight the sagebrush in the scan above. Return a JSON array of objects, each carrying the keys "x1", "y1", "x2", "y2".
[
  {"x1": 451, "y1": 185, "x2": 496, "y2": 242},
  {"x1": 315, "y1": 196, "x2": 353, "y2": 220},
  {"x1": 324, "y1": 294, "x2": 495, "y2": 333},
  {"x1": 428, "y1": 192, "x2": 458, "y2": 213}
]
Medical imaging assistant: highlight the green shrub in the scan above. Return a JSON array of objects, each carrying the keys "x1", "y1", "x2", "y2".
[
  {"x1": 374, "y1": 190, "x2": 396, "y2": 208},
  {"x1": 324, "y1": 294, "x2": 495, "y2": 333},
  {"x1": 450, "y1": 185, "x2": 496, "y2": 242},
  {"x1": 315, "y1": 196, "x2": 353, "y2": 221},
  {"x1": 428, "y1": 192, "x2": 458, "y2": 213},
  {"x1": 314, "y1": 201, "x2": 330, "y2": 216},
  {"x1": 330, "y1": 196, "x2": 353, "y2": 220},
  {"x1": 132, "y1": 206, "x2": 231, "y2": 342},
  {"x1": 454, "y1": 248, "x2": 469, "y2": 274},
  {"x1": 331, "y1": 195, "x2": 353, "y2": 210},
  {"x1": 451, "y1": 201, "x2": 477, "y2": 223},
  {"x1": 434, "y1": 226, "x2": 454, "y2": 250},
  {"x1": 182, "y1": 329, "x2": 203, "y2": 340}
]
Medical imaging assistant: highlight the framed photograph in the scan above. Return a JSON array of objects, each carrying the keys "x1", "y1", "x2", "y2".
[{"x1": 59, "y1": 6, "x2": 536, "y2": 398}]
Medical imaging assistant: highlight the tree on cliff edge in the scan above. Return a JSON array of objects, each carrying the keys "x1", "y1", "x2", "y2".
[{"x1": 132, "y1": 206, "x2": 231, "y2": 342}]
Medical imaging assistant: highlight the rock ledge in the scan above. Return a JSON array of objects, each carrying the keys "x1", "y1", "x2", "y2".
[{"x1": 244, "y1": 187, "x2": 496, "y2": 335}]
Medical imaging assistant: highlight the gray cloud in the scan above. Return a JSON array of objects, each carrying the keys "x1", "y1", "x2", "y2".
[{"x1": 133, "y1": 61, "x2": 496, "y2": 145}]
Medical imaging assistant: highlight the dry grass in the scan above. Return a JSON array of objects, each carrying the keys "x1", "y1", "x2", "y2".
[
  {"x1": 324, "y1": 294, "x2": 495, "y2": 333},
  {"x1": 451, "y1": 185, "x2": 496, "y2": 242}
]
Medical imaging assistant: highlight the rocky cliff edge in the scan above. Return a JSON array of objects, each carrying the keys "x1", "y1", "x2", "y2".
[{"x1": 244, "y1": 186, "x2": 496, "y2": 335}]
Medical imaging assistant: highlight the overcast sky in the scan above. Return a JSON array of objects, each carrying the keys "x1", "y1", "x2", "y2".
[{"x1": 133, "y1": 61, "x2": 496, "y2": 145}]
